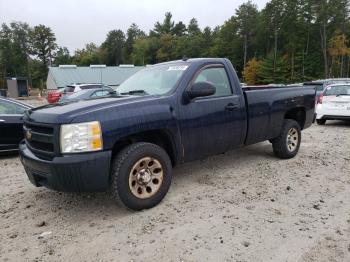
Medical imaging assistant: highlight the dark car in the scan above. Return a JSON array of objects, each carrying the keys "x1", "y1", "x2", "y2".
[
  {"x1": 58, "y1": 87, "x2": 116, "y2": 103},
  {"x1": 0, "y1": 97, "x2": 33, "y2": 153},
  {"x1": 20, "y1": 58, "x2": 315, "y2": 210}
]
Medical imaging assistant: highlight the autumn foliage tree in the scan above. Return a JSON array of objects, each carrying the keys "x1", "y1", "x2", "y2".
[
  {"x1": 242, "y1": 58, "x2": 261, "y2": 85},
  {"x1": 328, "y1": 30, "x2": 350, "y2": 77}
]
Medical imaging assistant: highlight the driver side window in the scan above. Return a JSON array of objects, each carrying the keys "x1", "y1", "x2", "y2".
[{"x1": 193, "y1": 67, "x2": 232, "y2": 97}]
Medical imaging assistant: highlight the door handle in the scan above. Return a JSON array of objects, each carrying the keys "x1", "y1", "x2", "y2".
[
  {"x1": 0, "y1": 119, "x2": 5, "y2": 123},
  {"x1": 225, "y1": 103, "x2": 238, "y2": 111}
]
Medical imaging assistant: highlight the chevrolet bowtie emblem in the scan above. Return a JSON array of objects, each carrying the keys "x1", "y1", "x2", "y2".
[{"x1": 26, "y1": 129, "x2": 32, "y2": 140}]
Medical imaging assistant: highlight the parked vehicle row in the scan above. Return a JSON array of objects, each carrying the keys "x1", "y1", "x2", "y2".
[
  {"x1": 47, "y1": 83, "x2": 112, "y2": 103},
  {"x1": 59, "y1": 87, "x2": 116, "y2": 103},
  {"x1": 19, "y1": 58, "x2": 315, "y2": 210}
]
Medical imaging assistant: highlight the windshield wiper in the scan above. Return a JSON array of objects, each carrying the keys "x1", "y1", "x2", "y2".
[
  {"x1": 120, "y1": 90, "x2": 149, "y2": 95},
  {"x1": 336, "y1": 94, "x2": 350, "y2": 97}
]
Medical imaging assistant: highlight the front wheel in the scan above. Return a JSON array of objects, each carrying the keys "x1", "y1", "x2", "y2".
[
  {"x1": 110, "y1": 142, "x2": 172, "y2": 211},
  {"x1": 271, "y1": 119, "x2": 301, "y2": 159}
]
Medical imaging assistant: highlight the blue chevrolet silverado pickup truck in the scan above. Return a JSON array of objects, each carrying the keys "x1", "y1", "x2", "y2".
[{"x1": 20, "y1": 58, "x2": 315, "y2": 210}]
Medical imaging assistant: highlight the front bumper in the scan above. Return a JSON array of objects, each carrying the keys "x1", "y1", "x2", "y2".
[
  {"x1": 316, "y1": 105, "x2": 350, "y2": 120},
  {"x1": 19, "y1": 142, "x2": 112, "y2": 192}
]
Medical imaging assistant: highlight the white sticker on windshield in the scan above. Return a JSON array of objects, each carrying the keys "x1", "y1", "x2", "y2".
[{"x1": 168, "y1": 66, "x2": 188, "y2": 71}]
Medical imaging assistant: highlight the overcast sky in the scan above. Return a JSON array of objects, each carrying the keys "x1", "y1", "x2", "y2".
[{"x1": 0, "y1": 0, "x2": 269, "y2": 53}]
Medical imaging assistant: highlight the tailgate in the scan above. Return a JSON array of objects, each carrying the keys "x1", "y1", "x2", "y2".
[{"x1": 323, "y1": 96, "x2": 350, "y2": 110}]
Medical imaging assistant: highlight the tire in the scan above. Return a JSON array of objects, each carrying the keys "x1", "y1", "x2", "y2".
[
  {"x1": 110, "y1": 142, "x2": 172, "y2": 211},
  {"x1": 316, "y1": 119, "x2": 326, "y2": 125},
  {"x1": 271, "y1": 119, "x2": 301, "y2": 159}
]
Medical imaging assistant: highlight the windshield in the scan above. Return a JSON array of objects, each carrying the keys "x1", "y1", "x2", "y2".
[
  {"x1": 324, "y1": 85, "x2": 350, "y2": 96},
  {"x1": 117, "y1": 64, "x2": 188, "y2": 95}
]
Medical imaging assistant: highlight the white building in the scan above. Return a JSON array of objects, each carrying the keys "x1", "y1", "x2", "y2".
[{"x1": 46, "y1": 64, "x2": 144, "y2": 90}]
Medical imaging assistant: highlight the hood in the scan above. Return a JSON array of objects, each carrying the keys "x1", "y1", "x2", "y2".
[{"x1": 25, "y1": 95, "x2": 154, "y2": 124}]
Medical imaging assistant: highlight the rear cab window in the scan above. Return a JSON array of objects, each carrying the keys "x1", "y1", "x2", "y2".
[{"x1": 303, "y1": 83, "x2": 324, "y2": 92}]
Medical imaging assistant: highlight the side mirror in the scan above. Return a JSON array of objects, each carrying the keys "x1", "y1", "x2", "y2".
[
  {"x1": 109, "y1": 90, "x2": 117, "y2": 95},
  {"x1": 187, "y1": 82, "x2": 216, "y2": 99}
]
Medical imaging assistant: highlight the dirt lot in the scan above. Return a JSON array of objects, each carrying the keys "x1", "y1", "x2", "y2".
[{"x1": 1, "y1": 108, "x2": 350, "y2": 261}]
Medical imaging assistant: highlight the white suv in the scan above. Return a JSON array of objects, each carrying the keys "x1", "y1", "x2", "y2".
[{"x1": 316, "y1": 84, "x2": 350, "y2": 125}]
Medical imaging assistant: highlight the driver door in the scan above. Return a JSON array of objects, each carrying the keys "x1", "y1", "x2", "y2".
[{"x1": 179, "y1": 64, "x2": 244, "y2": 161}]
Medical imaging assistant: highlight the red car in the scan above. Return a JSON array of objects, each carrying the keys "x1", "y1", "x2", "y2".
[{"x1": 47, "y1": 87, "x2": 65, "y2": 103}]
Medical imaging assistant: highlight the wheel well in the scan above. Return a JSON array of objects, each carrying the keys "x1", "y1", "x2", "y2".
[
  {"x1": 285, "y1": 107, "x2": 306, "y2": 129},
  {"x1": 112, "y1": 130, "x2": 177, "y2": 166}
]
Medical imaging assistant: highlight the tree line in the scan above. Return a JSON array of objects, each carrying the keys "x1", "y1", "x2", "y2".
[{"x1": 0, "y1": 0, "x2": 349, "y2": 89}]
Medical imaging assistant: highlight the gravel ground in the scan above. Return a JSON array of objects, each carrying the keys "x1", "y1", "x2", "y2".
[{"x1": 0, "y1": 102, "x2": 350, "y2": 261}]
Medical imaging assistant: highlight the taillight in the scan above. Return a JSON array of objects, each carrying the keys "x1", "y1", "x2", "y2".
[
  {"x1": 47, "y1": 91, "x2": 62, "y2": 103},
  {"x1": 317, "y1": 94, "x2": 323, "y2": 104}
]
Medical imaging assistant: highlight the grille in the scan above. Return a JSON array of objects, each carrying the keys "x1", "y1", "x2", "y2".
[{"x1": 24, "y1": 121, "x2": 57, "y2": 160}]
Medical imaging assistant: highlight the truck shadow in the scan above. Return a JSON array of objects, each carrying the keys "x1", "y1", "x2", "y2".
[
  {"x1": 322, "y1": 120, "x2": 350, "y2": 127},
  {"x1": 0, "y1": 152, "x2": 19, "y2": 159},
  {"x1": 172, "y1": 142, "x2": 275, "y2": 182},
  {"x1": 24, "y1": 142, "x2": 275, "y2": 218}
]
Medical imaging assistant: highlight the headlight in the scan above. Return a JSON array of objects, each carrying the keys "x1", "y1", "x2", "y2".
[{"x1": 60, "y1": 121, "x2": 103, "y2": 153}]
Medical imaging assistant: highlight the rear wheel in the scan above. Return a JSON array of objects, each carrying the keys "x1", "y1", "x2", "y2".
[
  {"x1": 316, "y1": 119, "x2": 326, "y2": 125},
  {"x1": 271, "y1": 119, "x2": 301, "y2": 159},
  {"x1": 110, "y1": 142, "x2": 172, "y2": 211}
]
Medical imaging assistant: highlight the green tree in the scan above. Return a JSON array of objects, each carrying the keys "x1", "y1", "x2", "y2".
[
  {"x1": 150, "y1": 12, "x2": 174, "y2": 36},
  {"x1": 172, "y1": 22, "x2": 187, "y2": 36},
  {"x1": 212, "y1": 17, "x2": 244, "y2": 74},
  {"x1": 132, "y1": 37, "x2": 160, "y2": 65},
  {"x1": 261, "y1": 0, "x2": 285, "y2": 73},
  {"x1": 187, "y1": 18, "x2": 201, "y2": 36},
  {"x1": 101, "y1": 29, "x2": 125, "y2": 65},
  {"x1": 31, "y1": 25, "x2": 57, "y2": 67},
  {"x1": 30, "y1": 24, "x2": 57, "y2": 88},
  {"x1": 257, "y1": 53, "x2": 289, "y2": 84},
  {"x1": 312, "y1": 0, "x2": 349, "y2": 77},
  {"x1": 73, "y1": 43, "x2": 100, "y2": 66},
  {"x1": 53, "y1": 47, "x2": 71, "y2": 65},
  {"x1": 235, "y1": 1, "x2": 259, "y2": 67},
  {"x1": 123, "y1": 23, "x2": 145, "y2": 64},
  {"x1": 0, "y1": 22, "x2": 32, "y2": 83},
  {"x1": 156, "y1": 34, "x2": 175, "y2": 61}
]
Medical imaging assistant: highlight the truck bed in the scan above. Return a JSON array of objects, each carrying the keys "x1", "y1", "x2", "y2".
[{"x1": 243, "y1": 86, "x2": 316, "y2": 145}]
